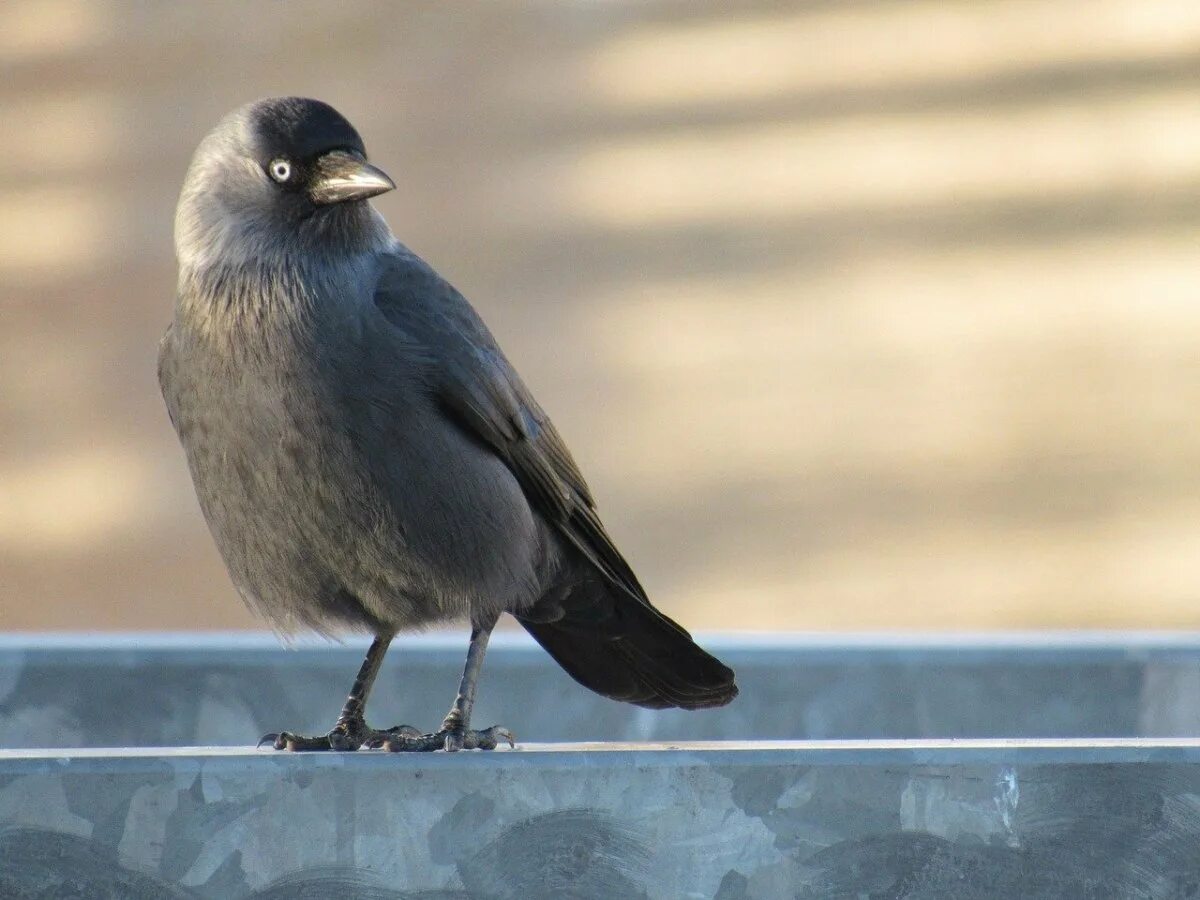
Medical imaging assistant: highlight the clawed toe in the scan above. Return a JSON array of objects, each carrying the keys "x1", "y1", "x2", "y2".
[
  {"x1": 464, "y1": 725, "x2": 515, "y2": 751},
  {"x1": 382, "y1": 725, "x2": 515, "y2": 753},
  {"x1": 259, "y1": 731, "x2": 339, "y2": 752},
  {"x1": 360, "y1": 724, "x2": 422, "y2": 749},
  {"x1": 258, "y1": 722, "x2": 424, "y2": 752}
]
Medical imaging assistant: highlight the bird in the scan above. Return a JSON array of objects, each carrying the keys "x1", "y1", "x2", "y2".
[{"x1": 158, "y1": 97, "x2": 737, "y2": 752}]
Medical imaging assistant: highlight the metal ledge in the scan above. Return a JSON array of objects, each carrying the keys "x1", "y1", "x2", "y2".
[
  {"x1": 2, "y1": 740, "x2": 1200, "y2": 898},
  {"x1": 5, "y1": 631, "x2": 1200, "y2": 748},
  {"x1": 6, "y1": 635, "x2": 1200, "y2": 896}
]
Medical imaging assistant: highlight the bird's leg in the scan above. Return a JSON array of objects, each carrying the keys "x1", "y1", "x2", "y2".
[
  {"x1": 384, "y1": 614, "x2": 514, "y2": 752},
  {"x1": 261, "y1": 632, "x2": 420, "y2": 751},
  {"x1": 438, "y1": 613, "x2": 510, "y2": 751}
]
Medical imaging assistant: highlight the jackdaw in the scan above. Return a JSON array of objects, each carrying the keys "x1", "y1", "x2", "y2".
[{"x1": 159, "y1": 97, "x2": 737, "y2": 752}]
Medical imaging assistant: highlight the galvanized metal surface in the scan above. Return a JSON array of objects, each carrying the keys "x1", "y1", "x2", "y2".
[
  {"x1": 3, "y1": 632, "x2": 1200, "y2": 748},
  {"x1": 4, "y1": 635, "x2": 1200, "y2": 898},
  {"x1": 3, "y1": 742, "x2": 1200, "y2": 899}
]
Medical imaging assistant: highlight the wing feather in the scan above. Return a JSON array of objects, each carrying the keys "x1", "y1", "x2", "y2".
[{"x1": 374, "y1": 250, "x2": 647, "y2": 604}]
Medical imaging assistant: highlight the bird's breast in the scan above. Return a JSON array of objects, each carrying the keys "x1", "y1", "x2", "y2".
[
  {"x1": 162, "y1": 320, "x2": 426, "y2": 627},
  {"x1": 160, "y1": 304, "x2": 541, "y2": 633}
]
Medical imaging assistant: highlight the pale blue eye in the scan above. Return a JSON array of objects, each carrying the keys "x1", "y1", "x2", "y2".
[{"x1": 268, "y1": 159, "x2": 291, "y2": 182}]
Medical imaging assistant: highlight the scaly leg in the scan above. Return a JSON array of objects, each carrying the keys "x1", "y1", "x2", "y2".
[
  {"x1": 384, "y1": 614, "x2": 514, "y2": 752},
  {"x1": 260, "y1": 632, "x2": 420, "y2": 751}
]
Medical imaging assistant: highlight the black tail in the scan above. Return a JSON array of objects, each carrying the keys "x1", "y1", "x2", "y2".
[{"x1": 516, "y1": 578, "x2": 738, "y2": 710}]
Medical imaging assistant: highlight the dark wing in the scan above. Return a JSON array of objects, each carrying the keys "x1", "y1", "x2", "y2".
[
  {"x1": 375, "y1": 249, "x2": 738, "y2": 711},
  {"x1": 373, "y1": 249, "x2": 650, "y2": 605}
]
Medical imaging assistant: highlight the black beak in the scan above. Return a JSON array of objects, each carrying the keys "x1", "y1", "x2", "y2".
[{"x1": 308, "y1": 150, "x2": 395, "y2": 205}]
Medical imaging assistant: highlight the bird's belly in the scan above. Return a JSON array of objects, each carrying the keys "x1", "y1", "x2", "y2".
[
  {"x1": 174, "y1": 378, "x2": 427, "y2": 631},
  {"x1": 174, "y1": 372, "x2": 539, "y2": 633}
]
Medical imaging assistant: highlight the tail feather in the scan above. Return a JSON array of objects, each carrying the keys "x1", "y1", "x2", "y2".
[{"x1": 517, "y1": 578, "x2": 738, "y2": 711}]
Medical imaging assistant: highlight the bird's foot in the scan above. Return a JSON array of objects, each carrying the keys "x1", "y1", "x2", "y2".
[
  {"x1": 382, "y1": 724, "x2": 515, "y2": 753},
  {"x1": 259, "y1": 720, "x2": 422, "y2": 752},
  {"x1": 359, "y1": 724, "x2": 423, "y2": 750}
]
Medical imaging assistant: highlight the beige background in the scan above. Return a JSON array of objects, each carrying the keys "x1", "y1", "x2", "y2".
[{"x1": 2, "y1": 0, "x2": 1200, "y2": 631}]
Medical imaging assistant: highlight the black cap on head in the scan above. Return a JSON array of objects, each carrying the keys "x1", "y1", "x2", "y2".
[
  {"x1": 176, "y1": 97, "x2": 394, "y2": 267},
  {"x1": 244, "y1": 97, "x2": 367, "y2": 165}
]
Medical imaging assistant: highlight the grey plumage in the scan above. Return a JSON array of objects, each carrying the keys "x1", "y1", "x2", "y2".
[{"x1": 159, "y1": 98, "x2": 736, "y2": 751}]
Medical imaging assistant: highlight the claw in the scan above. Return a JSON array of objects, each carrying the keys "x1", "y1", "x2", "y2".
[
  {"x1": 266, "y1": 731, "x2": 338, "y2": 751},
  {"x1": 487, "y1": 726, "x2": 517, "y2": 749},
  {"x1": 466, "y1": 726, "x2": 515, "y2": 750},
  {"x1": 259, "y1": 731, "x2": 322, "y2": 751}
]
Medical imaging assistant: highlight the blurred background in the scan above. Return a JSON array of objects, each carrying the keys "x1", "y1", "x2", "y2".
[{"x1": 2, "y1": 0, "x2": 1199, "y2": 631}]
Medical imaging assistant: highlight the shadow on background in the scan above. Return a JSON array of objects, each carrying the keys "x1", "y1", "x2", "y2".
[{"x1": 2, "y1": 0, "x2": 1200, "y2": 629}]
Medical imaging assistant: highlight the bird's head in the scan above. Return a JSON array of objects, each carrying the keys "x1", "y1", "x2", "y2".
[{"x1": 175, "y1": 97, "x2": 395, "y2": 271}]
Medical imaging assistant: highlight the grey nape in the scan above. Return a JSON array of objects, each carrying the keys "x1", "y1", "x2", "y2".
[{"x1": 159, "y1": 97, "x2": 737, "y2": 752}]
